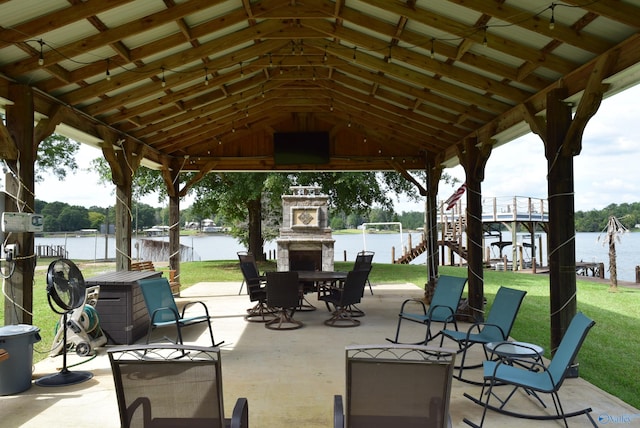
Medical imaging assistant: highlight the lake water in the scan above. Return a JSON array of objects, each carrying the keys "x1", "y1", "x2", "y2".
[{"x1": 35, "y1": 231, "x2": 640, "y2": 282}]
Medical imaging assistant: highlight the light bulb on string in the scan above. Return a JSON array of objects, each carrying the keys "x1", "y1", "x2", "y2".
[
  {"x1": 549, "y1": 3, "x2": 556, "y2": 30},
  {"x1": 38, "y1": 39, "x2": 44, "y2": 66},
  {"x1": 430, "y1": 39, "x2": 435, "y2": 59},
  {"x1": 105, "y1": 59, "x2": 111, "y2": 81},
  {"x1": 161, "y1": 67, "x2": 166, "y2": 87},
  {"x1": 204, "y1": 67, "x2": 209, "y2": 85}
]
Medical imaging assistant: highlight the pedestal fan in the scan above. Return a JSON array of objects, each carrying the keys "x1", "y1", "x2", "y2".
[{"x1": 35, "y1": 259, "x2": 93, "y2": 387}]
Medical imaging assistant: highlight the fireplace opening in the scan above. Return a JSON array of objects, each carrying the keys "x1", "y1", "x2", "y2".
[{"x1": 289, "y1": 250, "x2": 322, "y2": 271}]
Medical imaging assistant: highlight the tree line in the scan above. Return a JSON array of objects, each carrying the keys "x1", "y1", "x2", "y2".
[
  {"x1": 35, "y1": 198, "x2": 425, "y2": 234},
  {"x1": 575, "y1": 202, "x2": 640, "y2": 232}
]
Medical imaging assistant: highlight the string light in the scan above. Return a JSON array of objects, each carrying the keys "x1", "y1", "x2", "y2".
[
  {"x1": 38, "y1": 39, "x2": 44, "y2": 66},
  {"x1": 239, "y1": 62, "x2": 243, "y2": 77},
  {"x1": 20, "y1": 2, "x2": 570, "y2": 86},
  {"x1": 204, "y1": 67, "x2": 209, "y2": 85},
  {"x1": 105, "y1": 59, "x2": 111, "y2": 81}
]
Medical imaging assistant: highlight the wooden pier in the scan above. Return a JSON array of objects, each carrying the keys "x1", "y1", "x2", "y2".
[{"x1": 35, "y1": 245, "x2": 67, "y2": 258}]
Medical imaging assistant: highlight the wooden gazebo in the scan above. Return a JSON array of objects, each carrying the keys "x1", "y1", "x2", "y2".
[{"x1": 1, "y1": 0, "x2": 640, "y2": 351}]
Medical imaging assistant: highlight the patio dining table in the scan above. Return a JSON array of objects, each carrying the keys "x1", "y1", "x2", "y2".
[{"x1": 294, "y1": 270, "x2": 348, "y2": 311}]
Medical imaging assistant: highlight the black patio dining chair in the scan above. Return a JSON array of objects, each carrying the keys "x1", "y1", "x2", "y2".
[
  {"x1": 353, "y1": 251, "x2": 374, "y2": 295},
  {"x1": 265, "y1": 271, "x2": 304, "y2": 330},
  {"x1": 238, "y1": 251, "x2": 275, "y2": 322},
  {"x1": 318, "y1": 269, "x2": 369, "y2": 327}
]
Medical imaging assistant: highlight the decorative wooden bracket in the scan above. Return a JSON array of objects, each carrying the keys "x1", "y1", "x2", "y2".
[
  {"x1": 563, "y1": 52, "x2": 617, "y2": 156},
  {"x1": 388, "y1": 159, "x2": 427, "y2": 196}
]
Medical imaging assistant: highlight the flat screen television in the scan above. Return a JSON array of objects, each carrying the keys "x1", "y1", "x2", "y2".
[{"x1": 273, "y1": 132, "x2": 330, "y2": 165}]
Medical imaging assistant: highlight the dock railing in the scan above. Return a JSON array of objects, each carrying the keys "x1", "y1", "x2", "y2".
[{"x1": 481, "y1": 196, "x2": 548, "y2": 222}]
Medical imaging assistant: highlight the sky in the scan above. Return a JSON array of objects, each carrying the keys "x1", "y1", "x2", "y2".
[{"x1": 17, "y1": 83, "x2": 640, "y2": 214}]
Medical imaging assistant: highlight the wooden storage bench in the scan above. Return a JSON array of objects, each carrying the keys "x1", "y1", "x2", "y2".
[{"x1": 131, "y1": 260, "x2": 180, "y2": 296}]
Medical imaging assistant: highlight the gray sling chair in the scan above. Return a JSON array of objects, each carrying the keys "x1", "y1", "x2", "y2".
[
  {"x1": 333, "y1": 344, "x2": 456, "y2": 428},
  {"x1": 463, "y1": 312, "x2": 597, "y2": 427},
  {"x1": 387, "y1": 275, "x2": 468, "y2": 346},
  {"x1": 108, "y1": 344, "x2": 248, "y2": 428}
]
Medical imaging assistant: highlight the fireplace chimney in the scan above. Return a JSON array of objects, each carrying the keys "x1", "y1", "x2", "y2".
[{"x1": 276, "y1": 186, "x2": 335, "y2": 271}]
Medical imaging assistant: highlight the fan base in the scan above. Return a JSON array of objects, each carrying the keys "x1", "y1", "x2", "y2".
[{"x1": 35, "y1": 369, "x2": 93, "y2": 387}]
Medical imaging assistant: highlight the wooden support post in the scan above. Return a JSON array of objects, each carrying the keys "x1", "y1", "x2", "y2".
[
  {"x1": 456, "y1": 138, "x2": 492, "y2": 322},
  {"x1": 3, "y1": 84, "x2": 35, "y2": 325},
  {"x1": 545, "y1": 88, "x2": 578, "y2": 356}
]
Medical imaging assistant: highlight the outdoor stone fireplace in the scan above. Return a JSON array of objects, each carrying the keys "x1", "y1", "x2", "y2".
[{"x1": 276, "y1": 186, "x2": 335, "y2": 271}]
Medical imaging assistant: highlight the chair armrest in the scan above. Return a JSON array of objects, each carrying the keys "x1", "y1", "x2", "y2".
[
  {"x1": 399, "y1": 298, "x2": 427, "y2": 315},
  {"x1": 466, "y1": 321, "x2": 507, "y2": 341},
  {"x1": 150, "y1": 306, "x2": 180, "y2": 323},
  {"x1": 181, "y1": 300, "x2": 211, "y2": 318},
  {"x1": 230, "y1": 397, "x2": 249, "y2": 428},
  {"x1": 333, "y1": 395, "x2": 344, "y2": 428}
]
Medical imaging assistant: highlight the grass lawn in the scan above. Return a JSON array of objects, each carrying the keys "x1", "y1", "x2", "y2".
[{"x1": 1, "y1": 259, "x2": 638, "y2": 409}]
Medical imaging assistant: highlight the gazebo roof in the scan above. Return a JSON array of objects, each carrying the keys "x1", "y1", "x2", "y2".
[{"x1": 1, "y1": 0, "x2": 639, "y2": 173}]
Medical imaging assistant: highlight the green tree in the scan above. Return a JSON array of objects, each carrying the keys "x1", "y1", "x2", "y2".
[
  {"x1": 58, "y1": 205, "x2": 90, "y2": 231},
  {"x1": 88, "y1": 211, "x2": 105, "y2": 230},
  {"x1": 40, "y1": 201, "x2": 68, "y2": 232},
  {"x1": 35, "y1": 134, "x2": 80, "y2": 182},
  {"x1": 191, "y1": 172, "x2": 290, "y2": 259}
]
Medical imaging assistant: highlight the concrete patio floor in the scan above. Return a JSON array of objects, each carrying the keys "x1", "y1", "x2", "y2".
[{"x1": 1, "y1": 280, "x2": 637, "y2": 427}]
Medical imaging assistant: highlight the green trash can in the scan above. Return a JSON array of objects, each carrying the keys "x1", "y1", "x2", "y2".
[{"x1": 0, "y1": 324, "x2": 41, "y2": 395}]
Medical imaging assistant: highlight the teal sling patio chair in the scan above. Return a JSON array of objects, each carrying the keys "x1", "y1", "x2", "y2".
[
  {"x1": 108, "y1": 343, "x2": 248, "y2": 428},
  {"x1": 441, "y1": 286, "x2": 526, "y2": 383},
  {"x1": 386, "y1": 275, "x2": 467, "y2": 346},
  {"x1": 138, "y1": 278, "x2": 223, "y2": 347},
  {"x1": 333, "y1": 344, "x2": 457, "y2": 428},
  {"x1": 463, "y1": 312, "x2": 597, "y2": 427}
]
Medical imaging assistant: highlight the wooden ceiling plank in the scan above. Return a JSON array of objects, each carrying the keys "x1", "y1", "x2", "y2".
[
  {"x1": 361, "y1": 0, "x2": 577, "y2": 75},
  {"x1": 0, "y1": 0, "x2": 134, "y2": 48},
  {"x1": 303, "y1": 19, "x2": 531, "y2": 103},
  {"x1": 448, "y1": 0, "x2": 614, "y2": 54},
  {"x1": 562, "y1": 0, "x2": 640, "y2": 29},
  {"x1": 3, "y1": 0, "x2": 226, "y2": 76},
  {"x1": 61, "y1": 29, "x2": 284, "y2": 106}
]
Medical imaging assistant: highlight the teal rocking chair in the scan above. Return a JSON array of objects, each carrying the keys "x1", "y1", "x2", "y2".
[
  {"x1": 138, "y1": 278, "x2": 223, "y2": 347},
  {"x1": 441, "y1": 286, "x2": 526, "y2": 383},
  {"x1": 463, "y1": 312, "x2": 597, "y2": 427},
  {"x1": 387, "y1": 275, "x2": 467, "y2": 346}
]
